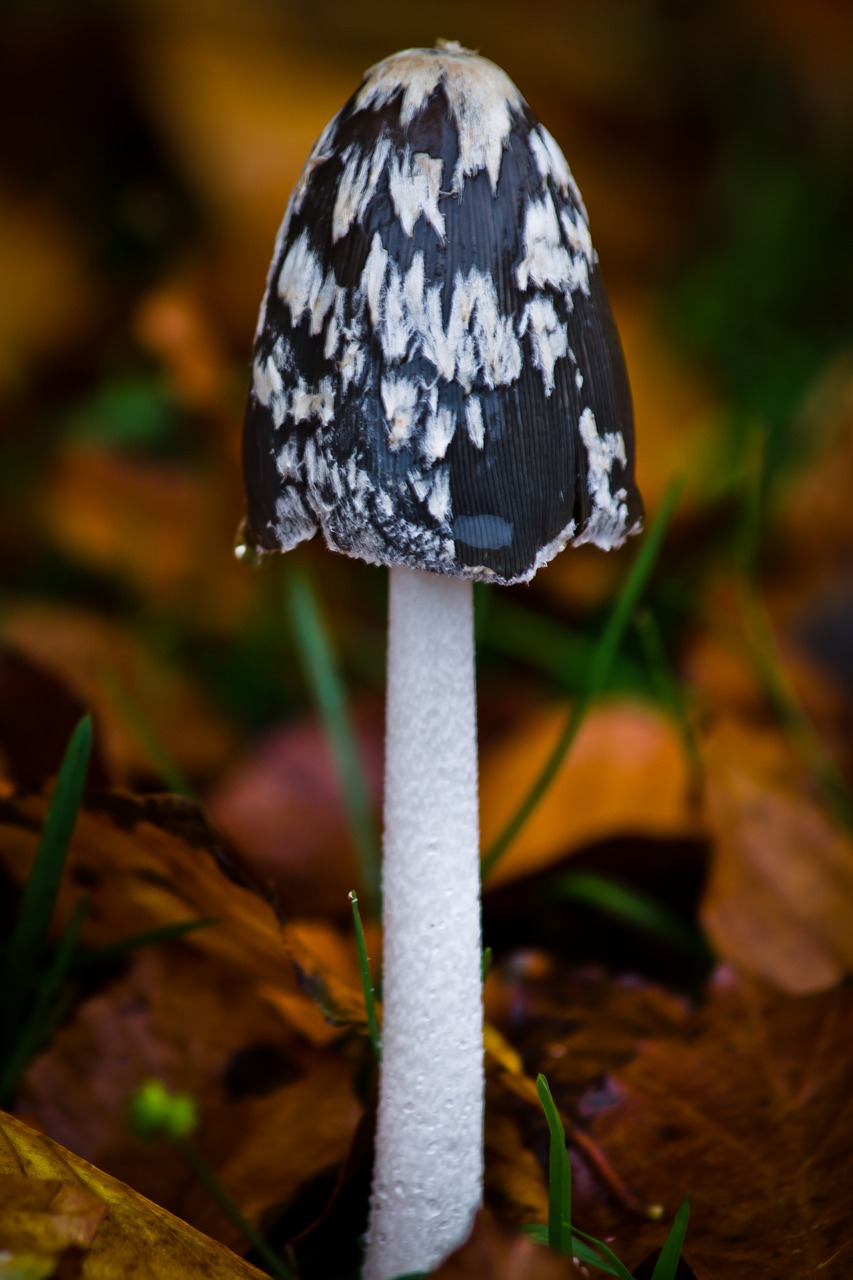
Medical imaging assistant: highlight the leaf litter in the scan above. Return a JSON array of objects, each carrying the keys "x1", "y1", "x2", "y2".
[
  {"x1": 3, "y1": 3, "x2": 853, "y2": 1275},
  {"x1": 0, "y1": 788, "x2": 365, "y2": 1252},
  {"x1": 487, "y1": 959, "x2": 853, "y2": 1278}
]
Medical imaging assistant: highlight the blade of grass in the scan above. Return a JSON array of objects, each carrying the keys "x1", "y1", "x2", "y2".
[
  {"x1": 731, "y1": 424, "x2": 766, "y2": 585},
  {"x1": 287, "y1": 570, "x2": 381, "y2": 915},
  {"x1": 552, "y1": 872, "x2": 710, "y2": 965},
  {"x1": 588, "y1": 481, "x2": 684, "y2": 693},
  {"x1": 571, "y1": 1228, "x2": 635, "y2": 1280},
  {"x1": 0, "y1": 896, "x2": 88, "y2": 1106},
  {"x1": 483, "y1": 481, "x2": 682, "y2": 878},
  {"x1": 523, "y1": 1225, "x2": 628, "y2": 1277},
  {"x1": 128, "y1": 1080, "x2": 294, "y2": 1280},
  {"x1": 741, "y1": 589, "x2": 853, "y2": 832},
  {"x1": 0, "y1": 715, "x2": 92, "y2": 1059},
  {"x1": 634, "y1": 609, "x2": 702, "y2": 804},
  {"x1": 485, "y1": 597, "x2": 595, "y2": 682},
  {"x1": 70, "y1": 918, "x2": 218, "y2": 970},
  {"x1": 99, "y1": 668, "x2": 196, "y2": 798},
  {"x1": 175, "y1": 1136, "x2": 295, "y2": 1280},
  {"x1": 730, "y1": 428, "x2": 853, "y2": 832},
  {"x1": 536, "y1": 1073, "x2": 572, "y2": 1256},
  {"x1": 349, "y1": 890, "x2": 381, "y2": 1061},
  {"x1": 650, "y1": 1196, "x2": 691, "y2": 1280}
]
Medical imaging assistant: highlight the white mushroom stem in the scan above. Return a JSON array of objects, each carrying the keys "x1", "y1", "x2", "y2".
[{"x1": 365, "y1": 565, "x2": 483, "y2": 1280}]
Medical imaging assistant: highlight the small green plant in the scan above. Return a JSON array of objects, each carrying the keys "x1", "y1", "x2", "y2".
[
  {"x1": 128, "y1": 1079, "x2": 295, "y2": 1280},
  {"x1": 528, "y1": 1073, "x2": 691, "y2": 1279},
  {"x1": 349, "y1": 889, "x2": 381, "y2": 1062}
]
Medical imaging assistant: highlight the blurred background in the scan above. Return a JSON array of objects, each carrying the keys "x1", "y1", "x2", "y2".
[{"x1": 2, "y1": 0, "x2": 852, "y2": 937}]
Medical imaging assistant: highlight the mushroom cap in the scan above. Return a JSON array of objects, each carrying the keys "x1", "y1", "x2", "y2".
[{"x1": 242, "y1": 42, "x2": 642, "y2": 584}]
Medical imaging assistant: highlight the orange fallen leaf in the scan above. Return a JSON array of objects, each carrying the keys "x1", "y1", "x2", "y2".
[
  {"x1": 0, "y1": 1110, "x2": 268, "y2": 1278},
  {"x1": 133, "y1": 280, "x2": 230, "y2": 413},
  {"x1": 2, "y1": 605, "x2": 235, "y2": 788},
  {"x1": 0, "y1": 789, "x2": 284, "y2": 983},
  {"x1": 278, "y1": 918, "x2": 380, "y2": 1040},
  {"x1": 35, "y1": 444, "x2": 253, "y2": 630},
  {"x1": 481, "y1": 700, "x2": 700, "y2": 889},
  {"x1": 0, "y1": 195, "x2": 100, "y2": 399},
  {"x1": 700, "y1": 717, "x2": 853, "y2": 994},
  {"x1": 38, "y1": 446, "x2": 203, "y2": 600}
]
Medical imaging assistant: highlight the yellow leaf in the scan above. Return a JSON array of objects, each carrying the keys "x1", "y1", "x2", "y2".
[
  {"x1": 701, "y1": 717, "x2": 853, "y2": 994},
  {"x1": 481, "y1": 700, "x2": 700, "y2": 888},
  {"x1": 0, "y1": 1112, "x2": 268, "y2": 1279}
]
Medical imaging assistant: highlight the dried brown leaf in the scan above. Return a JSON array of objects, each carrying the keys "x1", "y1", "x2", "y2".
[
  {"x1": 2, "y1": 606, "x2": 235, "y2": 787},
  {"x1": 495, "y1": 962, "x2": 853, "y2": 1278},
  {"x1": 35, "y1": 448, "x2": 254, "y2": 627},
  {"x1": 1, "y1": 789, "x2": 364, "y2": 1247},
  {"x1": 701, "y1": 717, "x2": 853, "y2": 993},
  {"x1": 0, "y1": 1175, "x2": 106, "y2": 1253}
]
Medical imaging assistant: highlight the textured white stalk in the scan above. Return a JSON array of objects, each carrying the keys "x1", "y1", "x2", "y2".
[{"x1": 364, "y1": 566, "x2": 483, "y2": 1280}]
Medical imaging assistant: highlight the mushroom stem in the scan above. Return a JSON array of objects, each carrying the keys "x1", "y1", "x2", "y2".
[{"x1": 365, "y1": 565, "x2": 483, "y2": 1280}]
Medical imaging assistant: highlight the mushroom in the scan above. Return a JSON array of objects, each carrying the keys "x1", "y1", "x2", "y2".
[{"x1": 238, "y1": 41, "x2": 641, "y2": 1280}]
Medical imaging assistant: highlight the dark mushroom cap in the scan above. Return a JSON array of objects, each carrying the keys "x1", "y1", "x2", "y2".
[{"x1": 241, "y1": 41, "x2": 642, "y2": 584}]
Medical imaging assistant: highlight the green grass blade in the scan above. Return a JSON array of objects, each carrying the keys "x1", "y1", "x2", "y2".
[
  {"x1": 129, "y1": 1077, "x2": 294, "y2": 1280},
  {"x1": 482, "y1": 481, "x2": 682, "y2": 879},
  {"x1": 70, "y1": 918, "x2": 218, "y2": 970},
  {"x1": 650, "y1": 1196, "x2": 691, "y2": 1280},
  {"x1": 634, "y1": 609, "x2": 702, "y2": 803},
  {"x1": 552, "y1": 872, "x2": 710, "y2": 964},
  {"x1": 349, "y1": 890, "x2": 381, "y2": 1061},
  {"x1": 741, "y1": 589, "x2": 853, "y2": 832},
  {"x1": 730, "y1": 432, "x2": 853, "y2": 832},
  {"x1": 524, "y1": 1225, "x2": 627, "y2": 1276},
  {"x1": 0, "y1": 896, "x2": 88, "y2": 1106},
  {"x1": 286, "y1": 570, "x2": 381, "y2": 915},
  {"x1": 571, "y1": 1229, "x2": 635, "y2": 1280},
  {"x1": 536, "y1": 1073, "x2": 572, "y2": 1256},
  {"x1": 484, "y1": 594, "x2": 594, "y2": 679},
  {"x1": 176, "y1": 1137, "x2": 295, "y2": 1280},
  {"x1": 99, "y1": 668, "x2": 196, "y2": 797},
  {"x1": 589, "y1": 480, "x2": 683, "y2": 693},
  {"x1": 0, "y1": 715, "x2": 92, "y2": 1058}
]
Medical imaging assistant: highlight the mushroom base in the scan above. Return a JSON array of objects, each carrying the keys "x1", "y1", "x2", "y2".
[{"x1": 365, "y1": 565, "x2": 483, "y2": 1280}]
